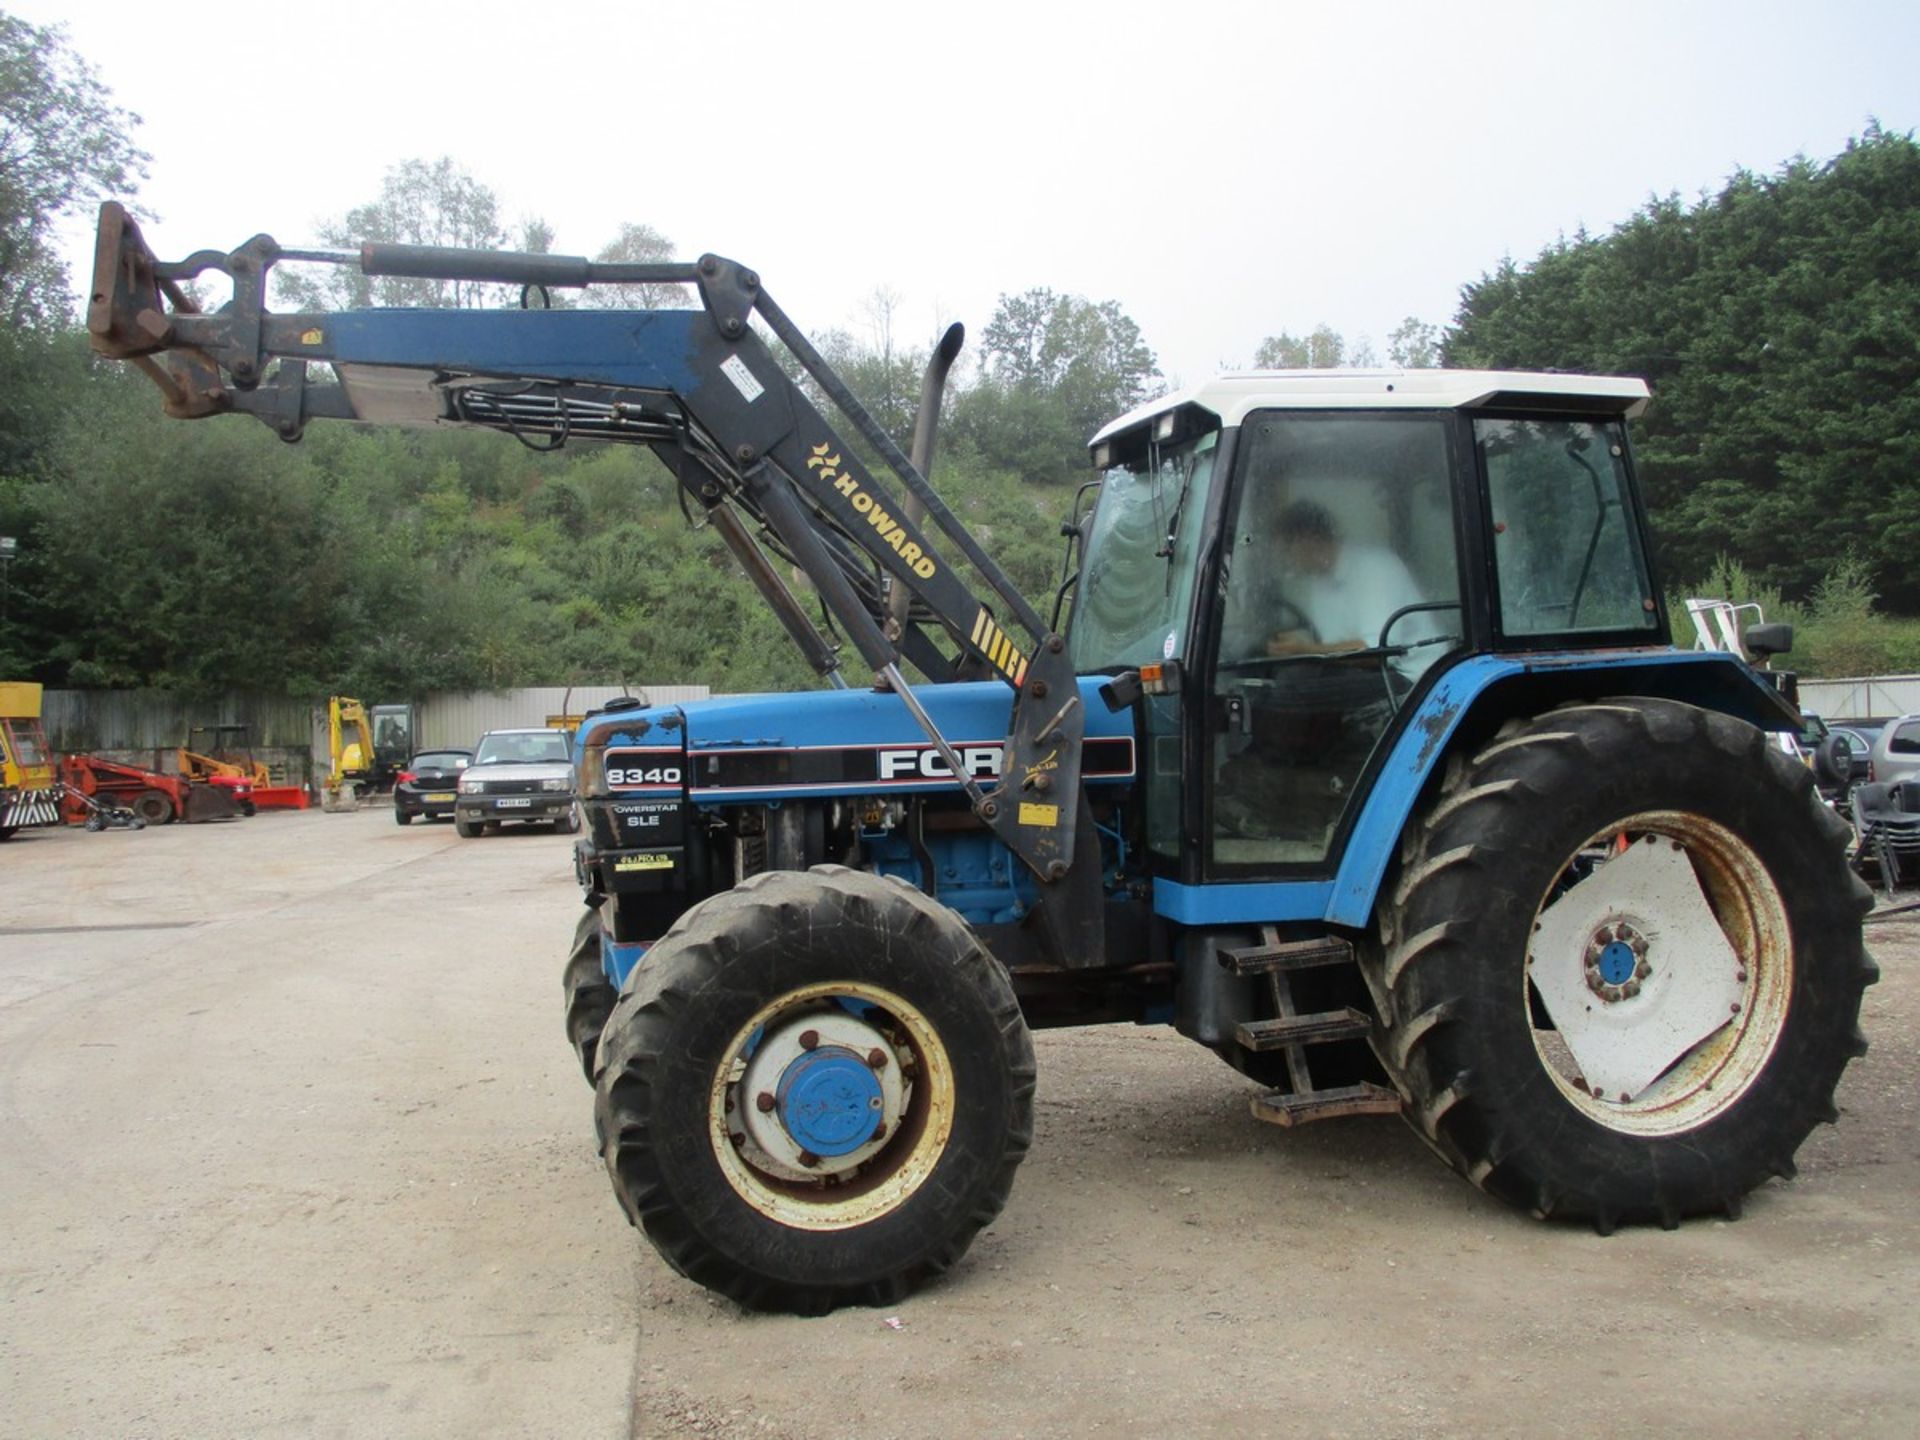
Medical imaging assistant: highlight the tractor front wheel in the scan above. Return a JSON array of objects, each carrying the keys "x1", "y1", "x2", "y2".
[
  {"x1": 593, "y1": 866, "x2": 1035, "y2": 1314},
  {"x1": 562, "y1": 907, "x2": 617, "y2": 1084},
  {"x1": 132, "y1": 789, "x2": 175, "y2": 825},
  {"x1": 1365, "y1": 698, "x2": 1875, "y2": 1231}
]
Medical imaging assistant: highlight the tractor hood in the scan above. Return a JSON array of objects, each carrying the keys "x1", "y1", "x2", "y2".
[{"x1": 577, "y1": 678, "x2": 1137, "y2": 803}]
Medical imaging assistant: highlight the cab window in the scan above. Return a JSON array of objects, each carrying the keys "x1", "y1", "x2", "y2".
[{"x1": 1477, "y1": 418, "x2": 1658, "y2": 640}]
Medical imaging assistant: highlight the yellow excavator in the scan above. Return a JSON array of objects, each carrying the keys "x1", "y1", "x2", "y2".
[
  {"x1": 1, "y1": 680, "x2": 62, "y2": 838},
  {"x1": 323, "y1": 696, "x2": 374, "y2": 811}
]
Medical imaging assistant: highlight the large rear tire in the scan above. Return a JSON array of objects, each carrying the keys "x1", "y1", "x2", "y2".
[
  {"x1": 563, "y1": 907, "x2": 617, "y2": 1084},
  {"x1": 1364, "y1": 699, "x2": 1875, "y2": 1231},
  {"x1": 593, "y1": 866, "x2": 1035, "y2": 1314}
]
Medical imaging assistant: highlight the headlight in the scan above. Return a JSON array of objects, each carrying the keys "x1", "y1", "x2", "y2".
[
  {"x1": 541, "y1": 777, "x2": 569, "y2": 792},
  {"x1": 580, "y1": 743, "x2": 607, "y2": 798},
  {"x1": 459, "y1": 776, "x2": 484, "y2": 794}
]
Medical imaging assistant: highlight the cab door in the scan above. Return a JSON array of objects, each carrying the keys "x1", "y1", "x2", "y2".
[{"x1": 1202, "y1": 410, "x2": 1469, "y2": 872}]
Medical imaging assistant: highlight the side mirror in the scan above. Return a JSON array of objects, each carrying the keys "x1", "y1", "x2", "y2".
[{"x1": 1744, "y1": 622, "x2": 1793, "y2": 658}]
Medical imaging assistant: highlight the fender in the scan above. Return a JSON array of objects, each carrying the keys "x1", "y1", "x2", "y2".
[{"x1": 1153, "y1": 648, "x2": 1798, "y2": 929}]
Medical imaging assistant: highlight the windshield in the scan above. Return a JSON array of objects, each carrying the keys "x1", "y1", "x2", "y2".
[
  {"x1": 473, "y1": 732, "x2": 570, "y2": 765},
  {"x1": 1070, "y1": 430, "x2": 1219, "y2": 671},
  {"x1": 3, "y1": 718, "x2": 50, "y2": 768}
]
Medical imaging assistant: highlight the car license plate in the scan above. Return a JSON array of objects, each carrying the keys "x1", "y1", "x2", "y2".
[
  {"x1": 497, "y1": 798, "x2": 531, "y2": 808},
  {"x1": 425, "y1": 792, "x2": 455, "y2": 802}
]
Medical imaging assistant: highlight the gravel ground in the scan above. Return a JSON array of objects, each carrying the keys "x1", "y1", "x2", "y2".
[{"x1": 1, "y1": 807, "x2": 1914, "y2": 1438}]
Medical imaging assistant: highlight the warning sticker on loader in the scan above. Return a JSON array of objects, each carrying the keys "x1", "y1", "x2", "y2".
[{"x1": 720, "y1": 354, "x2": 765, "y2": 403}]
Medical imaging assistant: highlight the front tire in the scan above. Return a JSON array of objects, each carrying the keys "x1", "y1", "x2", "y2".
[
  {"x1": 593, "y1": 866, "x2": 1036, "y2": 1314},
  {"x1": 1365, "y1": 699, "x2": 1875, "y2": 1231},
  {"x1": 563, "y1": 907, "x2": 617, "y2": 1083},
  {"x1": 454, "y1": 815, "x2": 482, "y2": 838},
  {"x1": 132, "y1": 789, "x2": 175, "y2": 825}
]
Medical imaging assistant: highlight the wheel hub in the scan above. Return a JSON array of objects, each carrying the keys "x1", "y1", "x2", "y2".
[
  {"x1": 1584, "y1": 923, "x2": 1652, "y2": 1001},
  {"x1": 776, "y1": 1048, "x2": 885, "y2": 1158},
  {"x1": 735, "y1": 1009, "x2": 907, "y2": 1180},
  {"x1": 1530, "y1": 835, "x2": 1746, "y2": 1102}
]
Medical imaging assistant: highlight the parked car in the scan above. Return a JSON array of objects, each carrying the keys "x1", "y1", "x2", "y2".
[
  {"x1": 1869, "y1": 714, "x2": 1920, "y2": 788},
  {"x1": 454, "y1": 728, "x2": 578, "y2": 837},
  {"x1": 392, "y1": 749, "x2": 471, "y2": 825}
]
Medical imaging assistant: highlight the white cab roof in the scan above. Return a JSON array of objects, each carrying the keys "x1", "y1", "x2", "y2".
[{"x1": 1090, "y1": 368, "x2": 1651, "y2": 445}]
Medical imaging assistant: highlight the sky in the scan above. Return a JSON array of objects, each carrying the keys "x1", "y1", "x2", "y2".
[{"x1": 18, "y1": 0, "x2": 1920, "y2": 389}]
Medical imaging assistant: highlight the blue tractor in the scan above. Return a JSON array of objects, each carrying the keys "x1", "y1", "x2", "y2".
[{"x1": 93, "y1": 205, "x2": 1874, "y2": 1315}]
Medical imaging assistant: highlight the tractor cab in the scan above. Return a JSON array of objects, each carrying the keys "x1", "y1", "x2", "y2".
[{"x1": 1076, "y1": 371, "x2": 1663, "y2": 877}]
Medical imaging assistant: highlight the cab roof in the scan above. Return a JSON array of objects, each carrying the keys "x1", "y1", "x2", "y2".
[{"x1": 1089, "y1": 368, "x2": 1651, "y2": 451}]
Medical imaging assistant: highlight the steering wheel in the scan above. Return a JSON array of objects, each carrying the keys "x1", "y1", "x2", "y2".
[{"x1": 1377, "y1": 599, "x2": 1464, "y2": 650}]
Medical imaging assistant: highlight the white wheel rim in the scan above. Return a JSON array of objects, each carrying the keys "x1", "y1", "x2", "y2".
[
  {"x1": 1526, "y1": 811, "x2": 1793, "y2": 1136},
  {"x1": 707, "y1": 981, "x2": 955, "y2": 1231}
]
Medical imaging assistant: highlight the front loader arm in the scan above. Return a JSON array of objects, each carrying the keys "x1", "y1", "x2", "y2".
[{"x1": 89, "y1": 204, "x2": 1096, "y2": 929}]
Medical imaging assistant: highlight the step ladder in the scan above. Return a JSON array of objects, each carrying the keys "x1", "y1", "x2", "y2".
[{"x1": 1219, "y1": 928, "x2": 1403, "y2": 1127}]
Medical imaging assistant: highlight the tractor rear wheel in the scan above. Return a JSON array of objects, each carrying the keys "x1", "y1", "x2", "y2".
[
  {"x1": 132, "y1": 789, "x2": 175, "y2": 825},
  {"x1": 562, "y1": 907, "x2": 617, "y2": 1084},
  {"x1": 593, "y1": 866, "x2": 1035, "y2": 1314},
  {"x1": 1365, "y1": 698, "x2": 1875, "y2": 1231}
]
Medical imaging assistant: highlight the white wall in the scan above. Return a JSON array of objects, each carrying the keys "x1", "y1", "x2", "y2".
[{"x1": 1797, "y1": 675, "x2": 1920, "y2": 721}]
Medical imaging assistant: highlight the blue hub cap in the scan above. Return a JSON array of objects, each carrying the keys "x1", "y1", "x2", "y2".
[
  {"x1": 1597, "y1": 940, "x2": 1638, "y2": 987},
  {"x1": 778, "y1": 1047, "x2": 884, "y2": 1157}
]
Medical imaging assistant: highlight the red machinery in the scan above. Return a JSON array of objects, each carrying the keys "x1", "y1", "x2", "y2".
[{"x1": 59, "y1": 755, "x2": 244, "y2": 825}]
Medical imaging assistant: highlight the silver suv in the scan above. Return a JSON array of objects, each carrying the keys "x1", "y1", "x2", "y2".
[
  {"x1": 1868, "y1": 714, "x2": 1920, "y2": 787},
  {"x1": 454, "y1": 727, "x2": 578, "y2": 837}
]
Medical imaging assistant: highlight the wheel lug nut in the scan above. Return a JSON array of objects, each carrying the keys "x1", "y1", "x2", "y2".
[
  {"x1": 755, "y1": 1091, "x2": 776, "y2": 1113},
  {"x1": 871, "y1": 1120, "x2": 888, "y2": 1141},
  {"x1": 799, "y1": 1029, "x2": 820, "y2": 1051},
  {"x1": 796, "y1": 1150, "x2": 820, "y2": 1168},
  {"x1": 867, "y1": 1047, "x2": 888, "y2": 1069}
]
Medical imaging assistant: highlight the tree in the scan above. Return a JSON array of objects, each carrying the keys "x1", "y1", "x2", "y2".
[
  {"x1": 580, "y1": 220, "x2": 684, "y2": 311},
  {"x1": 1254, "y1": 325, "x2": 1348, "y2": 369},
  {"x1": 977, "y1": 288, "x2": 1160, "y2": 435},
  {"x1": 0, "y1": 13, "x2": 148, "y2": 330},
  {"x1": 274, "y1": 157, "x2": 547, "y2": 311},
  {"x1": 1388, "y1": 316, "x2": 1441, "y2": 368},
  {"x1": 1445, "y1": 125, "x2": 1920, "y2": 611},
  {"x1": 958, "y1": 288, "x2": 1162, "y2": 483}
]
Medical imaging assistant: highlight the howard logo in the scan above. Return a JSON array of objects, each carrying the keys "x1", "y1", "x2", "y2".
[
  {"x1": 807, "y1": 443, "x2": 938, "y2": 580},
  {"x1": 877, "y1": 745, "x2": 1003, "y2": 782}
]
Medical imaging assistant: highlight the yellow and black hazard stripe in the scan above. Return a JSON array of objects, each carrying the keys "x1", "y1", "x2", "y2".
[{"x1": 969, "y1": 608, "x2": 1029, "y2": 688}]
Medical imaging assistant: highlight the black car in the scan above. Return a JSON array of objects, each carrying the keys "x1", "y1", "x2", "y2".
[{"x1": 393, "y1": 749, "x2": 472, "y2": 824}]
